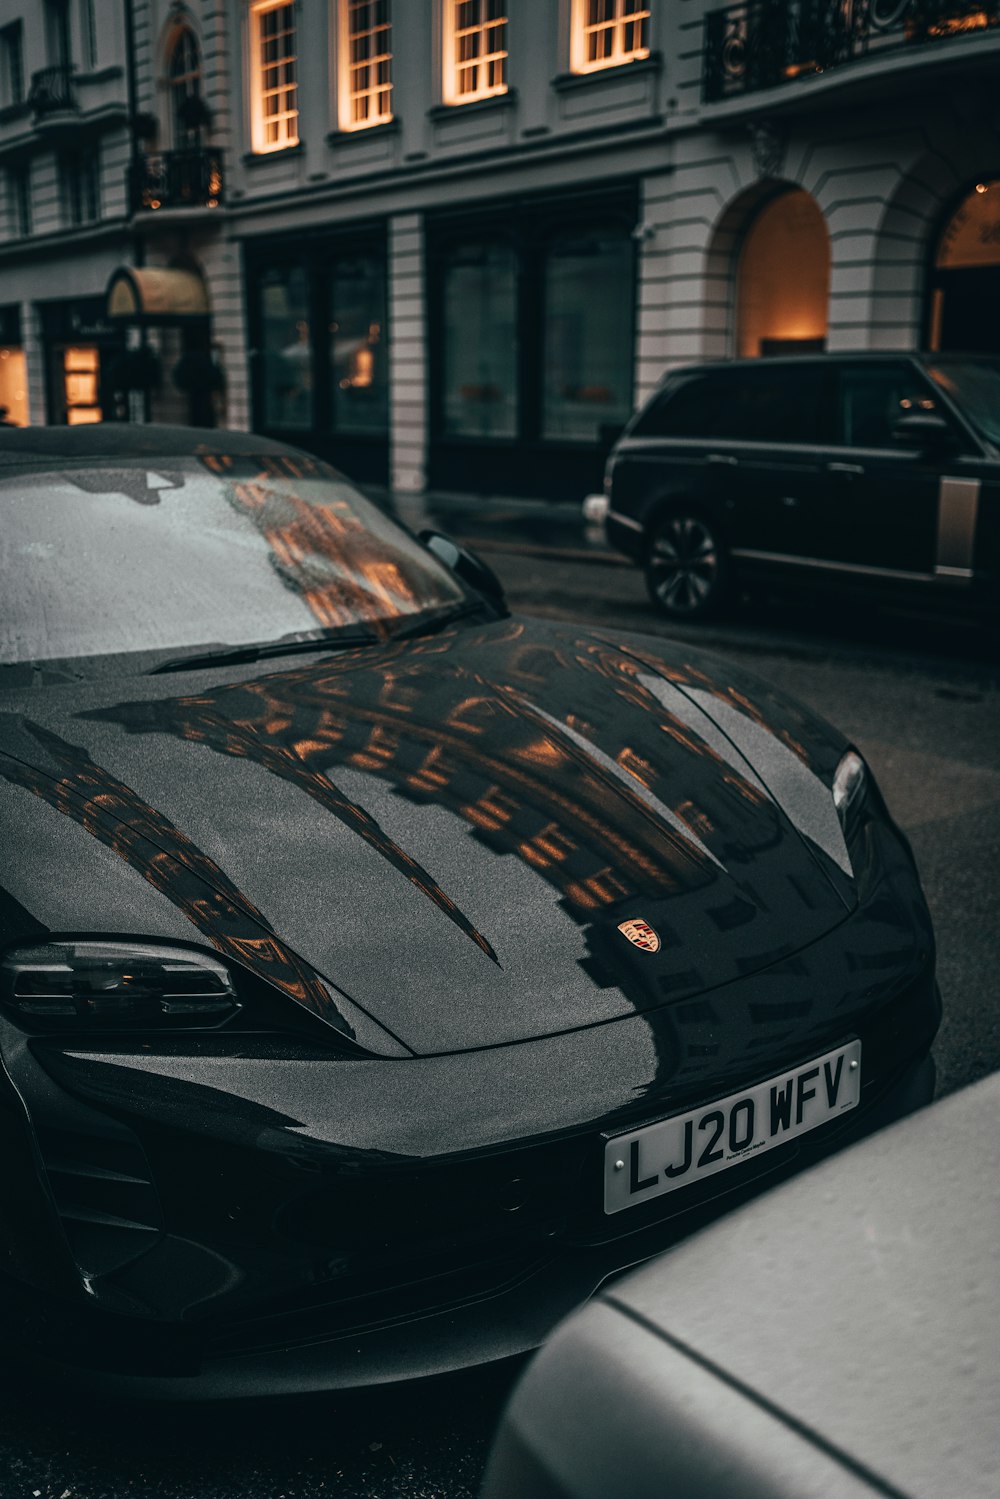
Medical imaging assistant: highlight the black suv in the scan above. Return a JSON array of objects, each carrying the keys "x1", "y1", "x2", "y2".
[{"x1": 604, "y1": 353, "x2": 1000, "y2": 620}]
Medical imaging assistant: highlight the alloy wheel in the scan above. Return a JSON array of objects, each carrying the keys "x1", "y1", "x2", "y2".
[{"x1": 646, "y1": 515, "x2": 723, "y2": 618}]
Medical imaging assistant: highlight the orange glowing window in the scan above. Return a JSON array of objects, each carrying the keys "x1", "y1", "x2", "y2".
[
  {"x1": 340, "y1": 0, "x2": 392, "y2": 130},
  {"x1": 444, "y1": 0, "x2": 507, "y2": 105},
  {"x1": 571, "y1": 0, "x2": 650, "y2": 73},
  {"x1": 249, "y1": 0, "x2": 299, "y2": 153},
  {"x1": 63, "y1": 346, "x2": 102, "y2": 426},
  {"x1": 0, "y1": 346, "x2": 27, "y2": 426}
]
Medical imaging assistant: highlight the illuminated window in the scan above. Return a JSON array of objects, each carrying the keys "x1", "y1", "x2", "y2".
[
  {"x1": 444, "y1": 0, "x2": 508, "y2": 106},
  {"x1": 571, "y1": 0, "x2": 650, "y2": 74},
  {"x1": 340, "y1": 1, "x2": 392, "y2": 130},
  {"x1": 63, "y1": 346, "x2": 102, "y2": 425},
  {"x1": 249, "y1": 0, "x2": 299, "y2": 153},
  {"x1": 0, "y1": 346, "x2": 28, "y2": 426}
]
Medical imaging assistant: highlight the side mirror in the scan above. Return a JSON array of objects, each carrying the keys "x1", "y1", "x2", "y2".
[
  {"x1": 890, "y1": 411, "x2": 956, "y2": 455},
  {"x1": 419, "y1": 530, "x2": 507, "y2": 614}
]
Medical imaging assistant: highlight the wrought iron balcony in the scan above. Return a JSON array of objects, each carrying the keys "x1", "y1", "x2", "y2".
[
  {"x1": 130, "y1": 148, "x2": 224, "y2": 214},
  {"x1": 703, "y1": 0, "x2": 1000, "y2": 104},
  {"x1": 27, "y1": 64, "x2": 78, "y2": 121}
]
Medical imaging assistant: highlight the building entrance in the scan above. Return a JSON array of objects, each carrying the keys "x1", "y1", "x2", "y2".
[{"x1": 930, "y1": 181, "x2": 1000, "y2": 354}]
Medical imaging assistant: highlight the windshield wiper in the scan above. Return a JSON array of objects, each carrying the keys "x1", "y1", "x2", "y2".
[
  {"x1": 385, "y1": 600, "x2": 486, "y2": 642},
  {"x1": 148, "y1": 627, "x2": 381, "y2": 675},
  {"x1": 148, "y1": 603, "x2": 485, "y2": 676}
]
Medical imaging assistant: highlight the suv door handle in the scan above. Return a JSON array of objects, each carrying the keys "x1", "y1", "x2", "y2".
[
  {"x1": 827, "y1": 462, "x2": 865, "y2": 477},
  {"x1": 706, "y1": 454, "x2": 738, "y2": 467}
]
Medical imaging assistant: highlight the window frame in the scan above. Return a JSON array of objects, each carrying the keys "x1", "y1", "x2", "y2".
[
  {"x1": 168, "y1": 25, "x2": 203, "y2": 146},
  {"x1": 570, "y1": 0, "x2": 651, "y2": 76},
  {"x1": 442, "y1": 0, "x2": 509, "y2": 107},
  {"x1": 60, "y1": 146, "x2": 101, "y2": 228},
  {"x1": 0, "y1": 21, "x2": 24, "y2": 107},
  {"x1": 338, "y1": 0, "x2": 393, "y2": 131},
  {"x1": 8, "y1": 163, "x2": 31, "y2": 238},
  {"x1": 248, "y1": 0, "x2": 300, "y2": 155}
]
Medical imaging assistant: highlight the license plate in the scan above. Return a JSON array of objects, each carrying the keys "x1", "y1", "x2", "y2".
[{"x1": 604, "y1": 1039, "x2": 861, "y2": 1215}]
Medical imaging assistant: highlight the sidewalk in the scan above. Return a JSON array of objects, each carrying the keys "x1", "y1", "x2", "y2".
[{"x1": 365, "y1": 487, "x2": 626, "y2": 567}]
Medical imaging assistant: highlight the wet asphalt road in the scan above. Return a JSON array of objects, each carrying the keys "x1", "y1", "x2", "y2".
[{"x1": 1, "y1": 550, "x2": 997, "y2": 1499}]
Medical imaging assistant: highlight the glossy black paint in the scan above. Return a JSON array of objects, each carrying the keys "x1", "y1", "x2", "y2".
[{"x1": 0, "y1": 428, "x2": 940, "y2": 1397}]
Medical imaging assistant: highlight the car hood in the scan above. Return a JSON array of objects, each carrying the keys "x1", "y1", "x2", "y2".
[{"x1": 0, "y1": 619, "x2": 855, "y2": 1057}]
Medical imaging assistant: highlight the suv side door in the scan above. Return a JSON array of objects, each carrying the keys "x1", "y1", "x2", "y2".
[
  {"x1": 795, "y1": 359, "x2": 967, "y2": 580},
  {"x1": 619, "y1": 361, "x2": 834, "y2": 557}
]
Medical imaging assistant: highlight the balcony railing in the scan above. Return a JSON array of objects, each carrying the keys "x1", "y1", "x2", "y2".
[
  {"x1": 130, "y1": 148, "x2": 224, "y2": 213},
  {"x1": 703, "y1": 0, "x2": 1000, "y2": 103},
  {"x1": 27, "y1": 63, "x2": 78, "y2": 120}
]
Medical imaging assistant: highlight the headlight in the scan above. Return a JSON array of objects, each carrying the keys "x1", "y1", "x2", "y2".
[
  {"x1": 833, "y1": 750, "x2": 868, "y2": 841},
  {"x1": 0, "y1": 941, "x2": 240, "y2": 1029}
]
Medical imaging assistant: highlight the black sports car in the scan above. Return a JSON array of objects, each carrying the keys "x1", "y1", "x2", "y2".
[{"x1": 0, "y1": 426, "x2": 939, "y2": 1398}]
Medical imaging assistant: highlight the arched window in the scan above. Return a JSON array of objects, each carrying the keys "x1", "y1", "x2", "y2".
[
  {"x1": 736, "y1": 189, "x2": 830, "y2": 358},
  {"x1": 168, "y1": 27, "x2": 202, "y2": 146},
  {"x1": 928, "y1": 180, "x2": 1000, "y2": 354}
]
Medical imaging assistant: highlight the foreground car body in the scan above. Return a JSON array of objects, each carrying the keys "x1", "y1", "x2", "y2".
[
  {"x1": 482, "y1": 1072, "x2": 999, "y2": 1499},
  {"x1": 0, "y1": 427, "x2": 938, "y2": 1397}
]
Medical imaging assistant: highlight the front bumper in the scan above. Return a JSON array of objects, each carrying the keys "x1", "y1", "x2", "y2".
[{"x1": 0, "y1": 818, "x2": 940, "y2": 1398}]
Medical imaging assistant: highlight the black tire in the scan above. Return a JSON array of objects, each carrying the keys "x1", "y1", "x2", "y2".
[{"x1": 644, "y1": 511, "x2": 728, "y2": 621}]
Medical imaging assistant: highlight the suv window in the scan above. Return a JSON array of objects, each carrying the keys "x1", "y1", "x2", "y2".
[
  {"x1": 835, "y1": 363, "x2": 941, "y2": 448},
  {"x1": 632, "y1": 364, "x2": 830, "y2": 444}
]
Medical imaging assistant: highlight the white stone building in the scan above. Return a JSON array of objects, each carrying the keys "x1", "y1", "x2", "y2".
[{"x1": 1, "y1": 1, "x2": 999, "y2": 500}]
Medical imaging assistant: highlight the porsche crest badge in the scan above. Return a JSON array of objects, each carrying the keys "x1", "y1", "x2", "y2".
[{"x1": 617, "y1": 918, "x2": 661, "y2": 953}]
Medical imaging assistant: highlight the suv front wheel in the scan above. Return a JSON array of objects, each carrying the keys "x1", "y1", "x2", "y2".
[{"x1": 645, "y1": 511, "x2": 728, "y2": 620}]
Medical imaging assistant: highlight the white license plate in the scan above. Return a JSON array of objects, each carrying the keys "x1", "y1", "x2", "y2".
[{"x1": 604, "y1": 1040, "x2": 862, "y2": 1215}]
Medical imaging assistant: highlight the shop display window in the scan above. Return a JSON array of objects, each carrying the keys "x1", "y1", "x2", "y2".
[
  {"x1": 259, "y1": 264, "x2": 312, "y2": 429},
  {"x1": 0, "y1": 346, "x2": 27, "y2": 426},
  {"x1": 441, "y1": 242, "x2": 517, "y2": 438},
  {"x1": 329, "y1": 256, "x2": 388, "y2": 434},
  {"x1": 542, "y1": 229, "x2": 633, "y2": 441},
  {"x1": 63, "y1": 347, "x2": 102, "y2": 425}
]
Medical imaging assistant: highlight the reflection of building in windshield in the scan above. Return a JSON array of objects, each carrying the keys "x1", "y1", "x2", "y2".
[{"x1": 200, "y1": 451, "x2": 439, "y2": 634}]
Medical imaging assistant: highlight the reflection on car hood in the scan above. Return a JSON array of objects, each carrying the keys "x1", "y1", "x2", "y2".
[{"x1": 0, "y1": 619, "x2": 854, "y2": 1056}]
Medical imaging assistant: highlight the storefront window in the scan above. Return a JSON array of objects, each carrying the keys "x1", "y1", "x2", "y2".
[
  {"x1": 63, "y1": 346, "x2": 102, "y2": 424},
  {"x1": 329, "y1": 255, "x2": 388, "y2": 435},
  {"x1": 0, "y1": 345, "x2": 27, "y2": 425},
  {"x1": 542, "y1": 230, "x2": 633, "y2": 441},
  {"x1": 258, "y1": 263, "x2": 312, "y2": 429},
  {"x1": 441, "y1": 242, "x2": 517, "y2": 438}
]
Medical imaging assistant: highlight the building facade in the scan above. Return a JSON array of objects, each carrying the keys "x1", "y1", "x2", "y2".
[{"x1": 2, "y1": 1, "x2": 1000, "y2": 500}]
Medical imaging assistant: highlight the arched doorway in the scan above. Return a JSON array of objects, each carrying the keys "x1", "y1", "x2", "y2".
[
  {"x1": 736, "y1": 190, "x2": 830, "y2": 358},
  {"x1": 928, "y1": 180, "x2": 1000, "y2": 353}
]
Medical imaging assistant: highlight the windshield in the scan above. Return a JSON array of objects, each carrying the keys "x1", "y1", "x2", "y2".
[
  {"x1": 926, "y1": 357, "x2": 1000, "y2": 447},
  {"x1": 0, "y1": 451, "x2": 465, "y2": 668}
]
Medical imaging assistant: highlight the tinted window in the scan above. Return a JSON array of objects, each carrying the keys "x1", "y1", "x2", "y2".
[
  {"x1": 0, "y1": 454, "x2": 464, "y2": 667},
  {"x1": 836, "y1": 364, "x2": 939, "y2": 448},
  {"x1": 633, "y1": 364, "x2": 829, "y2": 444},
  {"x1": 926, "y1": 358, "x2": 1000, "y2": 446}
]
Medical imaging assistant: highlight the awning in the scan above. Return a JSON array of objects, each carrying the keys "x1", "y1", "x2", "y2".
[{"x1": 106, "y1": 266, "x2": 210, "y2": 325}]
